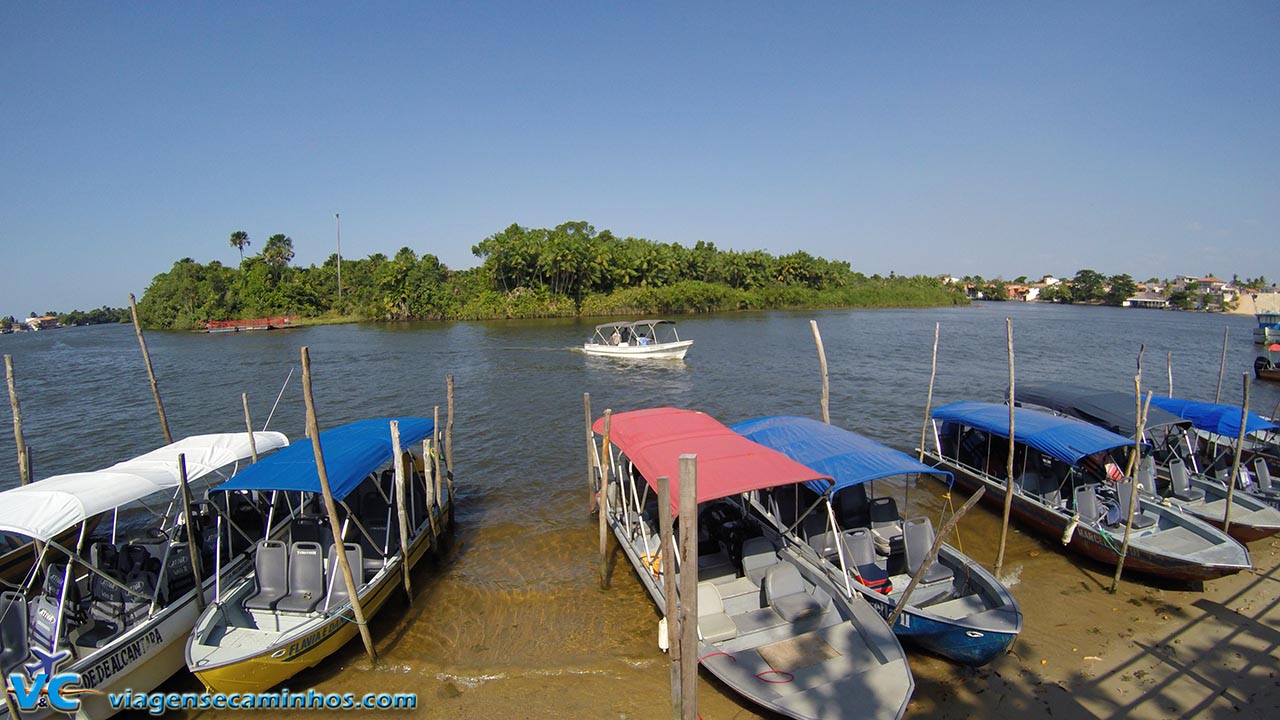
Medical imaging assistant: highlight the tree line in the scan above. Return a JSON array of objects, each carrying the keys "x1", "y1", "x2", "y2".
[{"x1": 134, "y1": 221, "x2": 967, "y2": 330}]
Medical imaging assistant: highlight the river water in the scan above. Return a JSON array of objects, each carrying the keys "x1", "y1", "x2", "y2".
[{"x1": 1, "y1": 303, "x2": 1275, "y2": 718}]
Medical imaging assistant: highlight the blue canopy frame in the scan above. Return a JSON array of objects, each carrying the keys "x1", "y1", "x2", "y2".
[
  {"x1": 216, "y1": 417, "x2": 435, "y2": 501},
  {"x1": 932, "y1": 402, "x2": 1135, "y2": 466},
  {"x1": 731, "y1": 415, "x2": 953, "y2": 496},
  {"x1": 1148, "y1": 396, "x2": 1278, "y2": 438}
]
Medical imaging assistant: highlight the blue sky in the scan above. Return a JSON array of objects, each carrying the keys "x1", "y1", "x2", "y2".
[{"x1": 2, "y1": 2, "x2": 1277, "y2": 316}]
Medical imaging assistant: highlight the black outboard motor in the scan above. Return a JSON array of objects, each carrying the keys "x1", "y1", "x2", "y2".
[{"x1": 1255, "y1": 355, "x2": 1273, "y2": 379}]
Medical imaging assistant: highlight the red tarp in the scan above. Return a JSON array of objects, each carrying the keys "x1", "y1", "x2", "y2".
[{"x1": 592, "y1": 407, "x2": 830, "y2": 513}]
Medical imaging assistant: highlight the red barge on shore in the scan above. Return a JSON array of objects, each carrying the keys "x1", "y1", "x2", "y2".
[{"x1": 202, "y1": 316, "x2": 296, "y2": 333}]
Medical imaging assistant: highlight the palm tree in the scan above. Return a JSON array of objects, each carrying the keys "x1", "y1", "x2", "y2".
[
  {"x1": 262, "y1": 234, "x2": 295, "y2": 268},
  {"x1": 229, "y1": 230, "x2": 251, "y2": 262}
]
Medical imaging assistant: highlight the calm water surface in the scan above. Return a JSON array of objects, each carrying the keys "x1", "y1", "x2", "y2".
[{"x1": 1, "y1": 303, "x2": 1274, "y2": 717}]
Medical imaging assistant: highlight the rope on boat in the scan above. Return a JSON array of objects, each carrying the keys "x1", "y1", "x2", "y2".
[{"x1": 755, "y1": 670, "x2": 794, "y2": 684}]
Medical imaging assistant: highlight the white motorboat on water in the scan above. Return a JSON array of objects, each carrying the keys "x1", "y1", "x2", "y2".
[
  {"x1": 0, "y1": 431, "x2": 288, "y2": 720},
  {"x1": 583, "y1": 319, "x2": 692, "y2": 359}
]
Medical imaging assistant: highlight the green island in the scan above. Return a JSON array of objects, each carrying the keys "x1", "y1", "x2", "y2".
[{"x1": 132, "y1": 222, "x2": 968, "y2": 330}]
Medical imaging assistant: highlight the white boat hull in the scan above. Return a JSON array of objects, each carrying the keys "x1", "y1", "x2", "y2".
[{"x1": 582, "y1": 339, "x2": 692, "y2": 359}]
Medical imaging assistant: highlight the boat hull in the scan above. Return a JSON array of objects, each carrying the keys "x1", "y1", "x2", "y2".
[
  {"x1": 582, "y1": 339, "x2": 692, "y2": 360},
  {"x1": 930, "y1": 456, "x2": 1250, "y2": 582}
]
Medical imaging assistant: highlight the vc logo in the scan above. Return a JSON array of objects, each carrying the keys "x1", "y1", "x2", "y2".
[{"x1": 6, "y1": 646, "x2": 82, "y2": 713}]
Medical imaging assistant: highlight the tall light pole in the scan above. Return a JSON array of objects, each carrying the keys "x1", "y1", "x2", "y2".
[{"x1": 335, "y1": 213, "x2": 342, "y2": 301}]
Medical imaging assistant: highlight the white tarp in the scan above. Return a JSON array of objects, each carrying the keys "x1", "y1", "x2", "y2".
[{"x1": 0, "y1": 431, "x2": 289, "y2": 541}]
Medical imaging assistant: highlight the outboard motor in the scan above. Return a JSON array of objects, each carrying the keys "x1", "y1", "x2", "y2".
[{"x1": 1256, "y1": 355, "x2": 1273, "y2": 379}]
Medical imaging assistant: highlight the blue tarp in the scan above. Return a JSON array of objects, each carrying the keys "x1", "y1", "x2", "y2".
[
  {"x1": 731, "y1": 415, "x2": 953, "y2": 496},
  {"x1": 216, "y1": 418, "x2": 435, "y2": 500},
  {"x1": 1148, "y1": 396, "x2": 1278, "y2": 438},
  {"x1": 932, "y1": 402, "x2": 1134, "y2": 465}
]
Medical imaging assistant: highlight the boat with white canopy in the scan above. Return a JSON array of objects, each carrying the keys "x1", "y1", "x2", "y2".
[
  {"x1": 0, "y1": 431, "x2": 287, "y2": 720},
  {"x1": 583, "y1": 319, "x2": 693, "y2": 359},
  {"x1": 186, "y1": 417, "x2": 452, "y2": 694},
  {"x1": 595, "y1": 407, "x2": 913, "y2": 720}
]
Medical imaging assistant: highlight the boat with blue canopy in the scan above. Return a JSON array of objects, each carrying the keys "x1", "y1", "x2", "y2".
[
  {"x1": 731, "y1": 415, "x2": 1022, "y2": 666},
  {"x1": 1015, "y1": 383, "x2": 1280, "y2": 541},
  {"x1": 186, "y1": 417, "x2": 453, "y2": 694},
  {"x1": 923, "y1": 402, "x2": 1250, "y2": 582},
  {"x1": 594, "y1": 407, "x2": 914, "y2": 720}
]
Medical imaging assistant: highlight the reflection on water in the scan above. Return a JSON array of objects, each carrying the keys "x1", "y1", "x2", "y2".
[{"x1": 0, "y1": 304, "x2": 1275, "y2": 717}]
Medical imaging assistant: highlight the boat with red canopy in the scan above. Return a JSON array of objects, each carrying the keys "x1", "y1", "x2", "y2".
[{"x1": 591, "y1": 407, "x2": 914, "y2": 720}]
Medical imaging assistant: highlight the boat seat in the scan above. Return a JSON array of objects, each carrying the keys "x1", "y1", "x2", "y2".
[
  {"x1": 164, "y1": 541, "x2": 197, "y2": 600},
  {"x1": 359, "y1": 519, "x2": 398, "y2": 572},
  {"x1": 122, "y1": 570, "x2": 158, "y2": 623},
  {"x1": 290, "y1": 516, "x2": 328, "y2": 546},
  {"x1": 740, "y1": 537, "x2": 777, "y2": 586},
  {"x1": 1117, "y1": 482, "x2": 1157, "y2": 529},
  {"x1": 90, "y1": 541, "x2": 120, "y2": 573},
  {"x1": 43, "y1": 563, "x2": 88, "y2": 625},
  {"x1": 696, "y1": 581, "x2": 737, "y2": 642},
  {"x1": 27, "y1": 594, "x2": 78, "y2": 653},
  {"x1": 244, "y1": 540, "x2": 290, "y2": 611},
  {"x1": 1137, "y1": 456, "x2": 1160, "y2": 499},
  {"x1": 1, "y1": 591, "x2": 29, "y2": 677},
  {"x1": 1074, "y1": 483, "x2": 1103, "y2": 525},
  {"x1": 870, "y1": 497, "x2": 902, "y2": 538},
  {"x1": 77, "y1": 570, "x2": 128, "y2": 648},
  {"x1": 276, "y1": 542, "x2": 325, "y2": 613},
  {"x1": 1168, "y1": 458, "x2": 1205, "y2": 502},
  {"x1": 763, "y1": 563, "x2": 829, "y2": 622},
  {"x1": 1253, "y1": 458, "x2": 1274, "y2": 492},
  {"x1": 321, "y1": 543, "x2": 364, "y2": 612},
  {"x1": 807, "y1": 531, "x2": 839, "y2": 559},
  {"x1": 845, "y1": 528, "x2": 892, "y2": 594},
  {"x1": 903, "y1": 517, "x2": 953, "y2": 585}
]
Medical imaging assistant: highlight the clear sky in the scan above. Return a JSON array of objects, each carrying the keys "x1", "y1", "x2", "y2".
[{"x1": 2, "y1": 2, "x2": 1277, "y2": 317}]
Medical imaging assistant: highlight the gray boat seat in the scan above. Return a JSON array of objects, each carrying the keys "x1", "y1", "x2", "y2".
[
  {"x1": 322, "y1": 543, "x2": 364, "y2": 612},
  {"x1": 807, "y1": 531, "x2": 839, "y2": 559},
  {"x1": 870, "y1": 497, "x2": 902, "y2": 537},
  {"x1": 741, "y1": 537, "x2": 778, "y2": 586},
  {"x1": 845, "y1": 528, "x2": 892, "y2": 594},
  {"x1": 1168, "y1": 458, "x2": 1205, "y2": 502},
  {"x1": 904, "y1": 517, "x2": 954, "y2": 585},
  {"x1": 696, "y1": 581, "x2": 737, "y2": 642},
  {"x1": 1074, "y1": 483, "x2": 1103, "y2": 525},
  {"x1": 27, "y1": 594, "x2": 74, "y2": 652},
  {"x1": 244, "y1": 540, "x2": 290, "y2": 611},
  {"x1": 1117, "y1": 482, "x2": 1157, "y2": 529},
  {"x1": 1137, "y1": 456, "x2": 1160, "y2": 498},
  {"x1": 1, "y1": 591, "x2": 29, "y2": 676},
  {"x1": 763, "y1": 562, "x2": 829, "y2": 622},
  {"x1": 276, "y1": 541, "x2": 325, "y2": 613},
  {"x1": 1254, "y1": 458, "x2": 1274, "y2": 492},
  {"x1": 90, "y1": 541, "x2": 119, "y2": 573}
]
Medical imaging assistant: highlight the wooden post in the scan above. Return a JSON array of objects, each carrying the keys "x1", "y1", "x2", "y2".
[
  {"x1": 1167, "y1": 351, "x2": 1173, "y2": 397},
  {"x1": 176, "y1": 454, "x2": 206, "y2": 612},
  {"x1": 598, "y1": 410, "x2": 612, "y2": 588},
  {"x1": 242, "y1": 393, "x2": 259, "y2": 462},
  {"x1": 129, "y1": 292, "x2": 173, "y2": 444},
  {"x1": 887, "y1": 487, "x2": 984, "y2": 627},
  {"x1": 657, "y1": 475, "x2": 680, "y2": 720},
  {"x1": 995, "y1": 318, "x2": 1015, "y2": 575},
  {"x1": 585, "y1": 393, "x2": 597, "y2": 513},
  {"x1": 918, "y1": 322, "x2": 940, "y2": 461},
  {"x1": 421, "y1": 438, "x2": 438, "y2": 540},
  {"x1": 390, "y1": 421, "x2": 412, "y2": 599},
  {"x1": 300, "y1": 346, "x2": 377, "y2": 665},
  {"x1": 810, "y1": 320, "x2": 830, "y2": 424},
  {"x1": 1110, "y1": 380, "x2": 1152, "y2": 593},
  {"x1": 1224, "y1": 374, "x2": 1252, "y2": 537},
  {"x1": 1214, "y1": 327, "x2": 1229, "y2": 404},
  {"x1": 677, "y1": 454, "x2": 698, "y2": 720},
  {"x1": 446, "y1": 374, "x2": 455, "y2": 496},
  {"x1": 5, "y1": 355, "x2": 30, "y2": 485}
]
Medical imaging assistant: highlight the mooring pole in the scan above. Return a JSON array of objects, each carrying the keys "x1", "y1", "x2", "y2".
[
  {"x1": 918, "y1": 322, "x2": 940, "y2": 462},
  {"x1": 1214, "y1": 327, "x2": 1229, "y2": 404},
  {"x1": 241, "y1": 393, "x2": 259, "y2": 462},
  {"x1": 5, "y1": 354, "x2": 30, "y2": 485},
  {"x1": 888, "y1": 487, "x2": 984, "y2": 627},
  {"x1": 421, "y1": 438, "x2": 438, "y2": 541},
  {"x1": 657, "y1": 475, "x2": 680, "y2": 720},
  {"x1": 810, "y1": 320, "x2": 830, "y2": 424},
  {"x1": 129, "y1": 293, "x2": 172, "y2": 444},
  {"x1": 1167, "y1": 351, "x2": 1174, "y2": 397},
  {"x1": 585, "y1": 393, "x2": 597, "y2": 513},
  {"x1": 1111, "y1": 380, "x2": 1152, "y2": 593},
  {"x1": 994, "y1": 318, "x2": 1015, "y2": 575},
  {"x1": 176, "y1": 454, "x2": 206, "y2": 612},
  {"x1": 1224, "y1": 374, "x2": 1252, "y2": 537},
  {"x1": 446, "y1": 374, "x2": 455, "y2": 503},
  {"x1": 390, "y1": 421, "x2": 413, "y2": 599},
  {"x1": 300, "y1": 346, "x2": 377, "y2": 665},
  {"x1": 677, "y1": 454, "x2": 698, "y2": 720},
  {"x1": 598, "y1": 409, "x2": 612, "y2": 588}
]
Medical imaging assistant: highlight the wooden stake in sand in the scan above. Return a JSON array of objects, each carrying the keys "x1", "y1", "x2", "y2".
[
  {"x1": 391, "y1": 420, "x2": 412, "y2": 599},
  {"x1": 241, "y1": 393, "x2": 259, "y2": 463},
  {"x1": 1110, "y1": 378, "x2": 1153, "y2": 594},
  {"x1": 657, "y1": 475, "x2": 680, "y2": 720},
  {"x1": 677, "y1": 454, "x2": 698, "y2": 720},
  {"x1": 1224, "y1": 374, "x2": 1252, "y2": 537},
  {"x1": 129, "y1": 293, "x2": 172, "y2": 444},
  {"x1": 176, "y1": 454, "x2": 206, "y2": 612},
  {"x1": 810, "y1": 320, "x2": 830, "y2": 424},
  {"x1": 598, "y1": 409, "x2": 612, "y2": 588},
  {"x1": 918, "y1": 323, "x2": 940, "y2": 462},
  {"x1": 300, "y1": 346, "x2": 377, "y2": 665},
  {"x1": 5, "y1": 354, "x2": 30, "y2": 485},
  {"x1": 995, "y1": 318, "x2": 1015, "y2": 576},
  {"x1": 446, "y1": 374, "x2": 455, "y2": 504}
]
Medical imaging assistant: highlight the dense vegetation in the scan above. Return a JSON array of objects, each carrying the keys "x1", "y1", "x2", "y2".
[
  {"x1": 135, "y1": 222, "x2": 968, "y2": 330},
  {"x1": 2, "y1": 307, "x2": 130, "y2": 328}
]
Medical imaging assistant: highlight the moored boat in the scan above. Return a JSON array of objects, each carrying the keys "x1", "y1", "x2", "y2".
[
  {"x1": 923, "y1": 401, "x2": 1250, "y2": 582},
  {"x1": 186, "y1": 418, "x2": 452, "y2": 695},
  {"x1": 0, "y1": 431, "x2": 288, "y2": 720},
  {"x1": 582, "y1": 319, "x2": 692, "y2": 359},
  {"x1": 1253, "y1": 311, "x2": 1280, "y2": 345},
  {"x1": 732, "y1": 415, "x2": 1022, "y2": 666},
  {"x1": 595, "y1": 407, "x2": 913, "y2": 720}
]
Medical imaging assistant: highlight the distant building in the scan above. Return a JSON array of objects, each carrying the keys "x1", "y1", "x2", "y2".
[
  {"x1": 1124, "y1": 292, "x2": 1169, "y2": 309},
  {"x1": 23, "y1": 316, "x2": 59, "y2": 331}
]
